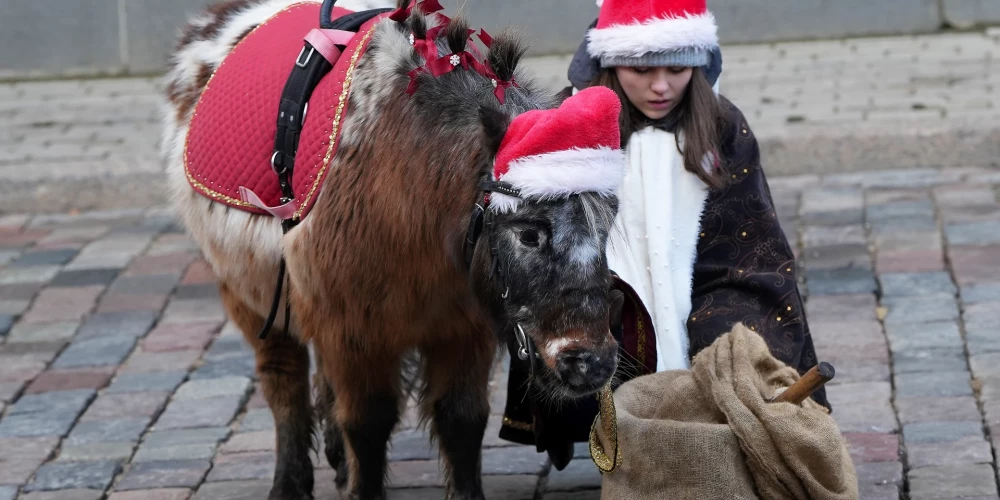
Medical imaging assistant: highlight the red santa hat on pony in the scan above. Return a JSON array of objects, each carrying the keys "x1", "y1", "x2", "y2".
[
  {"x1": 489, "y1": 86, "x2": 625, "y2": 213},
  {"x1": 587, "y1": 0, "x2": 719, "y2": 71}
]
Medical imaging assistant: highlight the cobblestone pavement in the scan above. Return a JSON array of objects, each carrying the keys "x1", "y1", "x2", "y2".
[
  {"x1": 0, "y1": 164, "x2": 997, "y2": 499},
  {"x1": 2, "y1": 30, "x2": 1000, "y2": 213}
]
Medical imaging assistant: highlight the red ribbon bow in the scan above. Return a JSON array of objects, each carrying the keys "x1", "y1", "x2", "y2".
[
  {"x1": 389, "y1": 0, "x2": 449, "y2": 24},
  {"x1": 427, "y1": 51, "x2": 479, "y2": 77}
]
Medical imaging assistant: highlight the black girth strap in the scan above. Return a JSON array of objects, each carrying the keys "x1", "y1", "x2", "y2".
[{"x1": 257, "y1": 1, "x2": 390, "y2": 339}]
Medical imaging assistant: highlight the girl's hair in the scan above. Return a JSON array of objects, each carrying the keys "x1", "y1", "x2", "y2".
[{"x1": 590, "y1": 66, "x2": 727, "y2": 188}]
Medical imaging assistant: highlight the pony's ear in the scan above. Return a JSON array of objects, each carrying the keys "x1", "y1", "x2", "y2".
[
  {"x1": 479, "y1": 106, "x2": 510, "y2": 158},
  {"x1": 479, "y1": 105, "x2": 509, "y2": 158}
]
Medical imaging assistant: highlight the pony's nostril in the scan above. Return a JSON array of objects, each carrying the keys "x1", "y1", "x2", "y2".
[{"x1": 557, "y1": 351, "x2": 597, "y2": 385}]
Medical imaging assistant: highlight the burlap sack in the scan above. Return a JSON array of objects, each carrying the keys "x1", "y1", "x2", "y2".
[{"x1": 592, "y1": 323, "x2": 857, "y2": 500}]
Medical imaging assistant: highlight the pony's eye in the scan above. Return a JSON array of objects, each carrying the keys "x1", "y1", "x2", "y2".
[{"x1": 519, "y1": 230, "x2": 540, "y2": 247}]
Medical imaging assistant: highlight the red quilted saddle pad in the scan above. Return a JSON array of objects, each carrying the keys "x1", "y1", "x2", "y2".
[{"x1": 184, "y1": 2, "x2": 385, "y2": 219}]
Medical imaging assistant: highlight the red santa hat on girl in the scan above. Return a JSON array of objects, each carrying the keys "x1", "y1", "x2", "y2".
[
  {"x1": 587, "y1": 0, "x2": 719, "y2": 70},
  {"x1": 490, "y1": 86, "x2": 624, "y2": 213}
]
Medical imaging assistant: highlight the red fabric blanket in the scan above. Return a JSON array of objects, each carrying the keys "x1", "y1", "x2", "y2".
[{"x1": 184, "y1": 3, "x2": 385, "y2": 219}]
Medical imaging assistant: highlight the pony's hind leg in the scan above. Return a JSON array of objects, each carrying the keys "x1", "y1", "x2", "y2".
[
  {"x1": 312, "y1": 351, "x2": 349, "y2": 489},
  {"x1": 219, "y1": 283, "x2": 314, "y2": 500},
  {"x1": 316, "y1": 336, "x2": 401, "y2": 500},
  {"x1": 421, "y1": 335, "x2": 495, "y2": 500}
]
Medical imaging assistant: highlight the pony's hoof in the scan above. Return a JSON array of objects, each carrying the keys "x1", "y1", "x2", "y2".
[{"x1": 334, "y1": 461, "x2": 349, "y2": 490}]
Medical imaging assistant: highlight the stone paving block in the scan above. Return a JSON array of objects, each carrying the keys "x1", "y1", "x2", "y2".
[
  {"x1": 964, "y1": 301, "x2": 1000, "y2": 326},
  {"x1": 180, "y1": 260, "x2": 216, "y2": 285},
  {"x1": 844, "y1": 433, "x2": 899, "y2": 463},
  {"x1": 204, "y1": 452, "x2": 274, "y2": 482},
  {"x1": 801, "y1": 208, "x2": 865, "y2": 226},
  {"x1": 238, "y1": 409, "x2": 275, "y2": 432},
  {"x1": 876, "y1": 249, "x2": 946, "y2": 273},
  {"x1": 105, "y1": 371, "x2": 187, "y2": 394},
  {"x1": 904, "y1": 435, "x2": 993, "y2": 469},
  {"x1": 856, "y1": 460, "x2": 903, "y2": 488},
  {"x1": 115, "y1": 460, "x2": 212, "y2": 490},
  {"x1": 8, "y1": 389, "x2": 94, "y2": 416},
  {"x1": 0, "y1": 283, "x2": 43, "y2": 301},
  {"x1": 961, "y1": 282, "x2": 1000, "y2": 305},
  {"x1": 57, "y1": 442, "x2": 136, "y2": 462},
  {"x1": 933, "y1": 184, "x2": 997, "y2": 207},
  {"x1": 0, "y1": 486, "x2": 15, "y2": 500},
  {"x1": 140, "y1": 322, "x2": 219, "y2": 353},
  {"x1": 801, "y1": 244, "x2": 871, "y2": 271},
  {"x1": 8, "y1": 249, "x2": 78, "y2": 268},
  {"x1": 940, "y1": 205, "x2": 1000, "y2": 224},
  {"x1": 946, "y1": 221, "x2": 1000, "y2": 246},
  {"x1": 481, "y1": 446, "x2": 549, "y2": 475},
  {"x1": 174, "y1": 376, "x2": 252, "y2": 402},
  {"x1": 951, "y1": 245, "x2": 1000, "y2": 286},
  {"x1": 96, "y1": 293, "x2": 170, "y2": 313},
  {"x1": 218, "y1": 431, "x2": 275, "y2": 455},
  {"x1": 25, "y1": 367, "x2": 115, "y2": 394},
  {"x1": 19, "y1": 490, "x2": 104, "y2": 500},
  {"x1": 806, "y1": 268, "x2": 877, "y2": 296},
  {"x1": 49, "y1": 268, "x2": 120, "y2": 288},
  {"x1": 0, "y1": 458, "x2": 45, "y2": 484},
  {"x1": 133, "y1": 428, "x2": 229, "y2": 463},
  {"x1": 110, "y1": 274, "x2": 183, "y2": 295},
  {"x1": 869, "y1": 216, "x2": 938, "y2": 235},
  {"x1": 966, "y1": 323, "x2": 1000, "y2": 355},
  {"x1": 121, "y1": 350, "x2": 201, "y2": 374},
  {"x1": 825, "y1": 383, "x2": 897, "y2": 433},
  {"x1": 885, "y1": 320, "x2": 963, "y2": 352},
  {"x1": 892, "y1": 349, "x2": 968, "y2": 374},
  {"x1": 882, "y1": 295, "x2": 959, "y2": 326},
  {"x1": 0, "y1": 436, "x2": 61, "y2": 461},
  {"x1": 24, "y1": 460, "x2": 122, "y2": 492},
  {"x1": 126, "y1": 254, "x2": 196, "y2": 276},
  {"x1": 190, "y1": 481, "x2": 270, "y2": 500},
  {"x1": 0, "y1": 414, "x2": 81, "y2": 439},
  {"x1": 802, "y1": 225, "x2": 867, "y2": 247},
  {"x1": 7, "y1": 322, "x2": 79, "y2": 344},
  {"x1": 154, "y1": 395, "x2": 244, "y2": 430},
  {"x1": 52, "y1": 334, "x2": 137, "y2": 369},
  {"x1": 903, "y1": 421, "x2": 984, "y2": 444},
  {"x1": 896, "y1": 397, "x2": 982, "y2": 424},
  {"x1": 874, "y1": 231, "x2": 942, "y2": 253},
  {"x1": 0, "y1": 299, "x2": 31, "y2": 316},
  {"x1": 66, "y1": 417, "x2": 151, "y2": 446},
  {"x1": 21, "y1": 286, "x2": 104, "y2": 323},
  {"x1": 160, "y1": 299, "x2": 226, "y2": 325},
  {"x1": 908, "y1": 464, "x2": 999, "y2": 498},
  {"x1": 0, "y1": 355, "x2": 46, "y2": 383},
  {"x1": 0, "y1": 266, "x2": 59, "y2": 286},
  {"x1": 867, "y1": 199, "x2": 935, "y2": 219},
  {"x1": 172, "y1": 284, "x2": 220, "y2": 301},
  {"x1": 0, "y1": 382, "x2": 22, "y2": 403},
  {"x1": 895, "y1": 371, "x2": 972, "y2": 398},
  {"x1": 545, "y1": 458, "x2": 602, "y2": 491},
  {"x1": 481, "y1": 475, "x2": 537, "y2": 499},
  {"x1": 75, "y1": 311, "x2": 158, "y2": 339},
  {"x1": 971, "y1": 352, "x2": 1000, "y2": 378},
  {"x1": 386, "y1": 460, "x2": 444, "y2": 488},
  {"x1": 389, "y1": 428, "x2": 437, "y2": 461},
  {"x1": 879, "y1": 271, "x2": 956, "y2": 298},
  {"x1": 107, "y1": 489, "x2": 192, "y2": 500},
  {"x1": 804, "y1": 294, "x2": 878, "y2": 322},
  {"x1": 80, "y1": 391, "x2": 170, "y2": 421}
]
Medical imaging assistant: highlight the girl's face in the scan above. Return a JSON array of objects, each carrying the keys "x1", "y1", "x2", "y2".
[{"x1": 614, "y1": 66, "x2": 694, "y2": 120}]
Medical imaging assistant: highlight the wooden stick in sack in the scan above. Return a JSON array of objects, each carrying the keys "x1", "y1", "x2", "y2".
[{"x1": 771, "y1": 362, "x2": 836, "y2": 405}]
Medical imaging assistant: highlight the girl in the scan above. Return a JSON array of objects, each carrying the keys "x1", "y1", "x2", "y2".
[{"x1": 499, "y1": 0, "x2": 828, "y2": 468}]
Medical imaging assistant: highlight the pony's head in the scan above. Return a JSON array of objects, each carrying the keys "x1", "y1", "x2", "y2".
[{"x1": 471, "y1": 88, "x2": 626, "y2": 399}]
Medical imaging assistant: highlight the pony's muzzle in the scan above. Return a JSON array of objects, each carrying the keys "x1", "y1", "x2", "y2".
[{"x1": 553, "y1": 340, "x2": 618, "y2": 395}]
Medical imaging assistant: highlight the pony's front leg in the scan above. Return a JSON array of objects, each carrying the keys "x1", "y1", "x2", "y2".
[
  {"x1": 219, "y1": 283, "x2": 314, "y2": 500},
  {"x1": 422, "y1": 336, "x2": 495, "y2": 500},
  {"x1": 317, "y1": 336, "x2": 401, "y2": 500}
]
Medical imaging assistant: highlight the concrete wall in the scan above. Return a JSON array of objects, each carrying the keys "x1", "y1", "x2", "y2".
[{"x1": 1, "y1": 0, "x2": 999, "y2": 79}]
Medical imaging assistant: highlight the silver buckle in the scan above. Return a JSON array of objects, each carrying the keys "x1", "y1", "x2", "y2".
[{"x1": 296, "y1": 46, "x2": 315, "y2": 68}]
